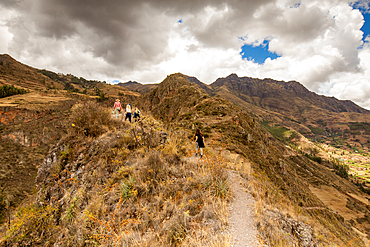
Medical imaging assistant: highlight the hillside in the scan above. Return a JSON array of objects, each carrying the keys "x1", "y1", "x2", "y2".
[
  {"x1": 0, "y1": 54, "x2": 142, "y2": 238},
  {"x1": 0, "y1": 54, "x2": 138, "y2": 99},
  {"x1": 140, "y1": 73, "x2": 370, "y2": 246},
  {"x1": 211, "y1": 74, "x2": 367, "y2": 114},
  {"x1": 1, "y1": 55, "x2": 370, "y2": 245},
  {"x1": 210, "y1": 74, "x2": 370, "y2": 150},
  {"x1": 118, "y1": 73, "x2": 370, "y2": 153},
  {"x1": 1, "y1": 100, "x2": 235, "y2": 246},
  {"x1": 1, "y1": 72, "x2": 366, "y2": 246},
  {"x1": 0, "y1": 54, "x2": 65, "y2": 91},
  {"x1": 108, "y1": 73, "x2": 370, "y2": 245}
]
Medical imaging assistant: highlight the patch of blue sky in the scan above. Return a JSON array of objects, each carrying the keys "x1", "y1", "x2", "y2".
[
  {"x1": 351, "y1": 1, "x2": 370, "y2": 13},
  {"x1": 290, "y1": 2, "x2": 301, "y2": 8},
  {"x1": 351, "y1": 1, "x2": 370, "y2": 43},
  {"x1": 240, "y1": 40, "x2": 280, "y2": 64},
  {"x1": 361, "y1": 13, "x2": 370, "y2": 42}
]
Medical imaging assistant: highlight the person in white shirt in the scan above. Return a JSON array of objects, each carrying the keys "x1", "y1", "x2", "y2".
[{"x1": 125, "y1": 103, "x2": 132, "y2": 123}]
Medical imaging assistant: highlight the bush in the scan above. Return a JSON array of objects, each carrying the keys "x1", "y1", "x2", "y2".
[
  {"x1": 304, "y1": 154, "x2": 322, "y2": 164},
  {"x1": 0, "y1": 190, "x2": 5, "y2": 223},
  {"x1": 69, "y1": 101, "x2": 113, "y2": 137},
  {"x1": 0, "y1": 85, "x2": 29, "y2": 98},
  {"x1": 167, "y1": 218, "x2": 187, "y2": 246},
  {"x1": 308, "y1": 126, "x2": 324, "y2": 135},
  {"x1": 3, "y1": 204, "x2": 58, "y2": 245},
  {"x1": 120, "y1": 176, "x2": 137, "y2": 200},
  {"x1": 331, "y1": 158, "x2": 349, "y2": 178},
  {"x1": 97, "y1": 92, "x2": 108, "y2": 102}
]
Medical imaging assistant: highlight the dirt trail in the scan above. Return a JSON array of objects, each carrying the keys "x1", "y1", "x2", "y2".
[
  {"x1": 228, "y1": 170, "x2": 260, "y2": 247},
  {"x1": 196, "y1": 128, "x2": 261, "y2": 246},
  {"x1": 187, "y1": 151, "x2": 260, "y2": 246}
]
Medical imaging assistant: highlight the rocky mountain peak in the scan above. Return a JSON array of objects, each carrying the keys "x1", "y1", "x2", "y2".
[
  {"x1": 226, "y1": 73, "x2": 239, "y2": 79},
  {"x1": 124, "y1": 80, "x2": 139, "y2": 85},
  {"x1": 154, "y1": 73, "x2": 192, "y2": 95}
]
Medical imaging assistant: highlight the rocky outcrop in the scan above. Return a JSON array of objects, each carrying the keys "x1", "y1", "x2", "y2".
[
  {"x1": 1, "y1": 131, "x2": 39, "y2": 147},
  {"x1": 259, "y1": 209, "x2": 318, "y2": 247},
  {"x1": 0, "y1": 107, "x2": 46, "y2": 125},
  {"x1": 141, "y1": 73, "x2": 209, "y2": 121}
]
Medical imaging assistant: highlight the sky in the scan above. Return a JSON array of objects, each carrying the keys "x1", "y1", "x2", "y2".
[{"x1": 0, "y1": 0, "x2": 370, "y2": 109}]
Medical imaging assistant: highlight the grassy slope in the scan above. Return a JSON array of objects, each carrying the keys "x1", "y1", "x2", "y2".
[
  {"x1": 0, "y1": 55, "x2": 142, "y2": 239},
  {"x1": 210, "y1": 75, "x2": 370, "y2": 153},
  {"x1": 0, "y1": 95, "x2": 76, "y2": 236},
  {"x1": 141, "y1": 73, "x2": 366, "y2": 246},
  {"x1": 1, "y1": 102, "x2": 231, "y2": 246}
]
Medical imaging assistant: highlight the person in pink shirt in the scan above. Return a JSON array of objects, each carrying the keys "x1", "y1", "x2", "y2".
[{"x1": 113, "y1": 99, "x2": 122, "y2": 118}]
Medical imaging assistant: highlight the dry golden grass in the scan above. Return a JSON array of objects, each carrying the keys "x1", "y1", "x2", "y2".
[
  {"x1": 1, "y1": 111, "x2": 233, "y2": 246},
  {"x1": 245, "y1": 168, "x2": 366, "y2": 247}
]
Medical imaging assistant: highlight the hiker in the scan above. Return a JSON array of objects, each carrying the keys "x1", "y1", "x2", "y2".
[
  {"x1": 133, "y1": 107, "x2": 141, "y2": 122},
  {"x1": 125, "y1": 103, "x2": 132, "y2": 123},
  {"x1": 194, "y1": 129, "x2": 205, "y2": 158},
  {"x1": 113, "y1": 99, "x2": 122, "y2": 119}
]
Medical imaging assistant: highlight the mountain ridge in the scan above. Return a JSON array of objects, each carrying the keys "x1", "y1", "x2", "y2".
[
  {"x1": 117, "y1": 81, "x2": 157, "y2": 94},
  {"x1": 211, "y1": 74, "x2": 368, "y2": 114},
  {"x1": 121, "y1": 72, "x2": 370, "y2": 150},
  {"x1": 1, "y1": 56, "x2": 370, "y2": 245},
  {"x1": 138, "y1": 73, "x2": 368, "y2": 245}
]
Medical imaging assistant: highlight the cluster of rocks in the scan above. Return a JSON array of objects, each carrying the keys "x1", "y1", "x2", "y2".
[{"x1": 259, "y1": 208, "x2": 318, "y2": 247}]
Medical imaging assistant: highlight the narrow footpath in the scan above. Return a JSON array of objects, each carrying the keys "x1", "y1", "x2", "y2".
[{"x1": 228, "y1": 170, "x2": 260, "y2": 247}]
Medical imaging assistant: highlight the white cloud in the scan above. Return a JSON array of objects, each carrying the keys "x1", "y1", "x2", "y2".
[
  {"x1": 0, "y1": 0, "x2": 369, "y2": 109},
  {"x1": 0, "y1": 26, "x2": 11, "y2": 54},
  {"x1": 0, "y1": 8, "x2": 15, "y2": 54},
  {"x1": 325, "y1": 40, "x2": 370, "y2": 109}
]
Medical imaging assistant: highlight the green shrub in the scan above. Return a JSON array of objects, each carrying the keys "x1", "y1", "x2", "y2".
[
  {"x1": 331, "y1": 158, "x2": 349, "y2": 178},
  {"x1": 62, "y1": 196, "x2": 79, "y2": 223},
  {"x1": 308, "y1": 126, "x2": 324, "y2": 135},
  {"x1": 120, "y1": 176, "x2": 136, "y2": 200},
  {"x1": 211, "y1": 178, "x2": 229, "y2": 198},
  {"x1": 0, "y1": 190, "x2": 5, "y2": 223},
  {"x1": 97, "y1": 92, "x2": 108, "y2": 102},
  {"x1": 0, "y1": 85, "x2": 29, "y2": 98},
  {"x1": 305, "y1": 154, "x2": 322, "y2": 164}
]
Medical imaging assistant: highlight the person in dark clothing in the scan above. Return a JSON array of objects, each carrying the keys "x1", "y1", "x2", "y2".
[
  {"x1": 194, "y1": 129, "x2": 205, "y2": 158},
  {"x1": 133, "y1": 107, "x2": 141, "y2": 122}
]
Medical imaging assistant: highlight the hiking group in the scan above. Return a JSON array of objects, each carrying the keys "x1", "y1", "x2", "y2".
[
  {"x1": 114, "y1": 99, "x2": 204, "y2": 158},
  {"x1": 113, "y1": 99, "x2": 141, "y2": 122}
]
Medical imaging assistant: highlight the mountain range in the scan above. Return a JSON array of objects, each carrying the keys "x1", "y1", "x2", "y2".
[
  {"x1": 119, "y1": 73, "x2": 370, "y2": 151},
  {"x1": 1, "y1": 54, "x2": 370, "y2": 246}
]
